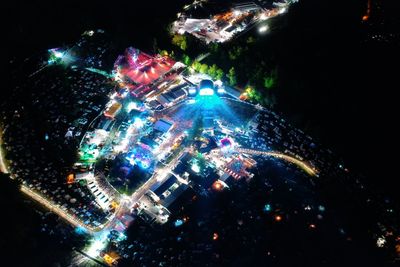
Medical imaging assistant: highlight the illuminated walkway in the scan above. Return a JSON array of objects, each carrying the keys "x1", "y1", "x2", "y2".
[
  {"x1": 20, "y1": 186, "x2": 99, "y2": 233},
  {"x1": 1, "y1": 129, "x2": 111, "y2": 234},
  {"x1": 0, "y1": 128, "x2": 9, "y2": 174},
  {"x1": 236, "y1": 147, "x2": 319, "y2": 176},
  {"x1": 21, "y1": 184, "x2": 130, "y2": 234}
]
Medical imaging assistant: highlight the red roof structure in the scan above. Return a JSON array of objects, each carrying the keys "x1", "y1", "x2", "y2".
[{"x1": 115, "y1": 47, "x2": 175, "y2": 86}]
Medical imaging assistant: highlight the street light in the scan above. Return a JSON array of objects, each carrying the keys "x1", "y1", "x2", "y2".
[{"x1": 259, "y1": 25, "x2": 269, "y2": 33}]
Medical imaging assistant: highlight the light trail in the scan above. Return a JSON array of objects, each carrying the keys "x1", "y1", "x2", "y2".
[
  {"x1": 362, "y1": 0, "x2": 371, "y2": 21},
  {"x1": 236, "y1": 148, "x2": 319, "y2": 176},
  {"x1": 0, "y1": 127, "x2": 9, "y2": 174},
  {"x1": 20, "y1": 185, "x2": 124, "y2": 234}
]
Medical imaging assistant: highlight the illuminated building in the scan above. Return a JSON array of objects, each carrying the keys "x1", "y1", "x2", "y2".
[
  {"x1": 104, "y1": 101, "x2": 122, "y2": 118},
  {"x1": 153, "y1": 118, "x2": 174, "y2": 134},
  {"x1": 199, "y1": 79, "x2": 215, "y2": 96},
  {"x1": 113, "y1": 47, "x2": 176, "y2": 98}
]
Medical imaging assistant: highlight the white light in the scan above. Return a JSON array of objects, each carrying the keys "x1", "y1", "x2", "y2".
[
  {"x1": 191, "y1": 163, "x2": 200, "y2": 173},
  {"x1": 199, "y1": 88, "x2": 214, "y2": 96},
  {"x1": 54, "y1": 51, "x2": 64, "y2": 58},
  {"x1": 189, "y1": 88, "x2": 197, "y2": 95},
  {"x1": 217, "y1": 87, "x2": 225, "y2": 94},
  {"x1": 376, "y1": 236, "x2": 386, "y2": 247},
  {"x1": 260, "y1": 13, "x2": 268, "y2": 20},
  {"x1": 86, "y1": 240, "x2": 103, "y2": 257},
  {"x1": 86, "y1": 232, "x2": 109, "y2": 257},
  {"x1": 157, "y1": 153, "x2": 166, "y2": 160},
  {"x1": 279, "y1": 7, "x2": 287, "y2": 14},
  {"x1": 214, "y1": 80, "x2": 223, "y2": 87},
  {"x1": 259, "y1": 25, "x2": 269, "y2": 33},
  {"x1": 126, "y1": 102, "x2": 138, "y2": 112},
  {"x1": 133, "y1": 117, "x2": 144, "y2": 128},
  {"x1": 234, "y1": 10, "x2": 241, "y2": 16}
]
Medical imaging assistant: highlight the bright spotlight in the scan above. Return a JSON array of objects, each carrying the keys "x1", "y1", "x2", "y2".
[
  {"x1": 86, "y1": 231, "x2": 109, "y2": 258},
  {"x1": 54, "y1": 51, "x2": 64, "y2": 58},
  {"x1": 258, "y1": 25, "x2": 269, "y2": 33},
  {"x1": 191, "y1": 163, "x2": 200, "y2": 173},
  {"x1": 86, "y1": 240, "x2": 104, "y2": 257},
  {"x1": 133, "y1": 117, "x2": 144, "y2": 128},
  {"x1": 126, "y1": 102, "x2": 141, "y2": 112}
]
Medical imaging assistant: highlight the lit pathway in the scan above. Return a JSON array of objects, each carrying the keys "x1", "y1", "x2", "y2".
[
  {"x1": 20, "y1": 185, "x2": 96, "y2": 233},
  {"x1": 236, "y1": 147, "x2": 319, "y2": 176},
  {"x1": 20, "y1": 185, "x2": 129, "y2": 234},
  {"x1": 2, "y1": 124, "x2": 122, "y2": 235},
  {"x1": 0, "y1": 127, "x2": 9, "y2": 174}
]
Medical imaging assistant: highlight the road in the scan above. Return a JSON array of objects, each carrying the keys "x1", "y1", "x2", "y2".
[
  {"x1": 129, "y1": 148, "x2": 188, "y2": 205},
  {"x1": 236, "y1": 147, "x2": 319, "y2": 176},
  {"x1": 20, "y1": 185, "x2": 97, "y2": 234}
]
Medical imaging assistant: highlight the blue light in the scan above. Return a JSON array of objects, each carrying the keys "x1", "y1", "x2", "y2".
[
  {"x1": 194, "y1": 93, "x2": 222, "y2": 109},
  {"x1": 117, "y1": 232, "x2": 127, "y2": 241},
  {"x1": 125, "y1": 146, "x2": 153, "y2": 170},
  {"x1": 174, "y1": 219, "x2": 184, "y2": 227},
  {"x1": 264, "y1": 204, "x2": 272, "y2": 212},
  {"x1": 217, "y1": 87, "x2": 225, "y2": 94},
  {"x1": 74, "y1": 226, "x2": 87, "y2": 235}
]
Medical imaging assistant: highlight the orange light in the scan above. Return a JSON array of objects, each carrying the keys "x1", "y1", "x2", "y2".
[
  {"x1": 103, "y1": 254, "x2": 115, "y2": 265},
  {"x1": 239, "y1": 93, "x2": 248, "y2": 100},
  {"x1": 111, "y1": 201, "x2": 119, "y2": 209},
  {"x1": 395, "y1": 244, "x2": 400, "y2": 255},
  {"x1": 213, "y1": 232, "x2": 219, "y2": 240},
  {"x1": 362, "y1": 0, "x2": 371, "y2": 21},
  {"x1": 212, "y1": 180, "x2": 224, "y2": 191},
  {"x1": 275, "y1": 215, "x2": 282, "y2": 222},
  {"x1": 67, "y1": 174, "x2": 75, "y2": 184}
]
